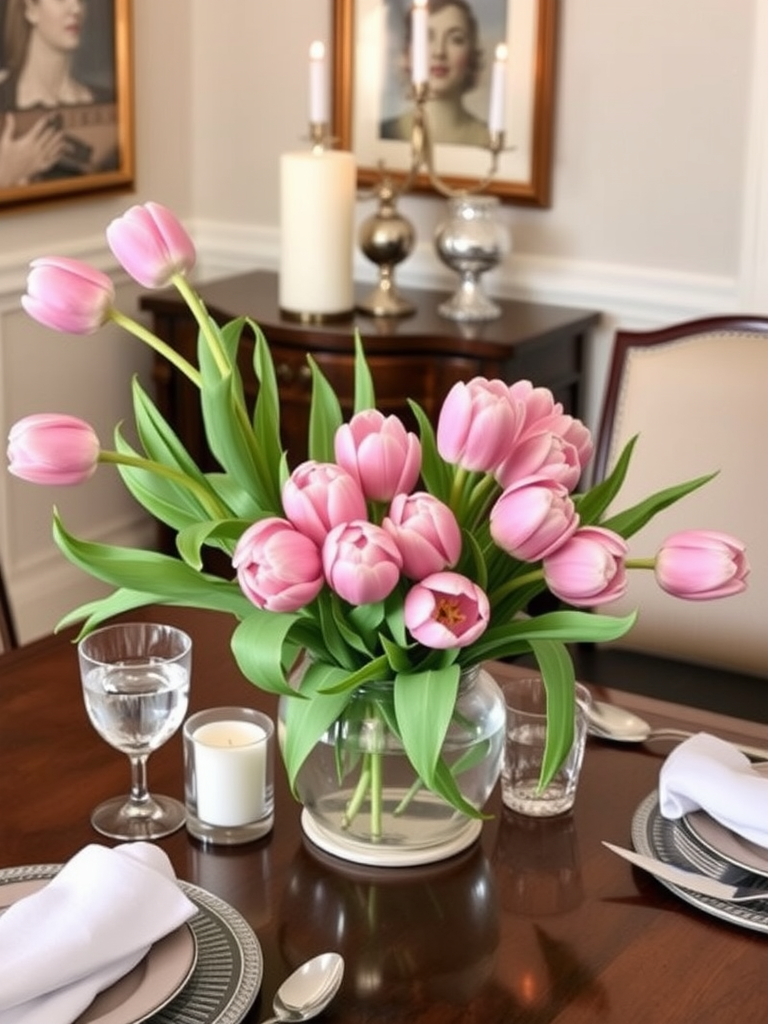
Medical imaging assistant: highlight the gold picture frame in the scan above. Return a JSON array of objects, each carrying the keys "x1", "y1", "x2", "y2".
[
  {"x1": 332, "y1": 0, "x2": 557, "y2": 206},
  {"x1": 0, "y1": 0, "x2": 134, "y2": 211}
]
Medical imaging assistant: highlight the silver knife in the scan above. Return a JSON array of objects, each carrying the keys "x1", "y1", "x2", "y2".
[{"x1": 602, "y1": 842, "x2": 768, "y2": 902}]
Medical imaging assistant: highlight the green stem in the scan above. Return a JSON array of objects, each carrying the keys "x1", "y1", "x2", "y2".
[
  {"x1": 465, "y1": 473, "x2": 500, "y2": 531},
  {"x1": 370, "y1": 746, "x2": 383, "y2": 839},
  {"x1": 626, "y1": 558, "x2": 656, "y2": 570},
  {"x1": 99, "y1": 450, "x2": 229, "y2": 519},
  {"x1": 172, "y1": 273, "x2": 230, "y2": 378},
  {"x1": 342, "y1": 756, "x2": 371, "y2": 829},
  {"x1": 108, "y1": 308, "x2": 201, "y2": 388},
  {"x1": 488, "y1": 567, "x2": 545, "y2": 605}
]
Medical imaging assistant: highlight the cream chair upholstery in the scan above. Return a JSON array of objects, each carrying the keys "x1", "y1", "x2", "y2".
[{"x1": 592, "y1": 316, "x2": 768, "y2": 679}]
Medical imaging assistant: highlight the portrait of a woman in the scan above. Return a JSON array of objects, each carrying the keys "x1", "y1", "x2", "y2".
[
  {"x1": 0, "y1": 0, "x2": 117, "y2": 188},
  {"x1": 380, "y1": 0, "x2": 497, "y2": 148}
]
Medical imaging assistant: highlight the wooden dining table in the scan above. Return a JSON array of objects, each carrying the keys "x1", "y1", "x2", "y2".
[{"x1": 2, "y1": 604, "x2": 768, "y2": 1023}]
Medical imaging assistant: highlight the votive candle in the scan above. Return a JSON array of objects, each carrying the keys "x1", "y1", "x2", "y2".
[{"x1": 192, "y1": 718, "x2": 268, "y2": 827}]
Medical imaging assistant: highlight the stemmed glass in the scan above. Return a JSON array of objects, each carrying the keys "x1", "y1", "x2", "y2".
[{"x1": 78, "y1": 622, "x2": 192, "y2": 840}]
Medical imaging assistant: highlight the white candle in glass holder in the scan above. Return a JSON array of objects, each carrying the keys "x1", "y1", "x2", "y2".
[
  {"x1": 192, "y1": 719, "x2": 267, "y2": 827},
  {"x1": 279, "y1": 149, "x2": 356, "y2": 317}
]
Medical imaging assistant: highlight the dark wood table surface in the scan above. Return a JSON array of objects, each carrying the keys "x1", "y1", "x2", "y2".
[{"x1": 2, "y1": 605, "x2": 768, "y2": 1023}]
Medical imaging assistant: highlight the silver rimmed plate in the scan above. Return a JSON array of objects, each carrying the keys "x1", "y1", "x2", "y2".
[
  {"x1": 631, "y1": 791, "x2": 768, "y2": 933},
  {"x1": 682, "y1": 812, "x2": 768, "y2": 880},
  {"x1": 0, "y1": 864, "x2": 262, "y2": 1024}
]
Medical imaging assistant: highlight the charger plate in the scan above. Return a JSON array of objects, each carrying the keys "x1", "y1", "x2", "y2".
[
  {"x1": 631, "y1": 791, "x2": 768, "y2": 934},
  {"x1": 0, "y1": 864, "x2": 262, "y2": 1024}
]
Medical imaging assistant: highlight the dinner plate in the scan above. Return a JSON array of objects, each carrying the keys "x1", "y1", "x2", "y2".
[
  {"x1": 631, "y1": 791, "x2": 768, "y2": 934},
  {"x1": 0, "y1": 864, "x2": 262, "y2": 1024},
  {"x1": 682, "y1": 812, "x2": 768, "y2": 880}
]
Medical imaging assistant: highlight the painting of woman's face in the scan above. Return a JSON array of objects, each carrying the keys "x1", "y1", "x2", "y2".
[
  {"x1": 428, "y1": 3, "x2": 474, "y2": 99},
  {"x1": 24, "y1": 0, "x2": 86, "y2": 55}
]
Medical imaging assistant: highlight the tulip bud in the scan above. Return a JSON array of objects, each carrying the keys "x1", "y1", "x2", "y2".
[
  {"x1": 543, "y1": 526, "x2": 628, "y2": 607},
  {"x1": 404, "y1": 571, "x2": 490, "y2": 649},
  {"x1": 282, "y1": 461, "x2": 367, "y2": 546},
  {"x1": 7, "y1": 414, "x2": 100, "y2": 485},
  {"x1": 490, "y1": 477, "x2": 579, "y2": 562},
  {"x1": 383, "y1": 491, "x2": 461, "y2": 579},
  {"x1": 655, "y1": 530, "x2": 749, "y2": 600},
  {"x1": 437, "y1": 378, "x2": 523, "y2": 473},
  {"x1": 106, "y1": 202, "x2": 196, "y2": 288},
  {"x1": 322, "y1": 520, "x2": 403, "y2": 605},
  {"x1": 21, "y1": 257, "x2": 115, "y2": 335},
  {"x1": 233, "y1": 517, "x2": 324, "y2": 612},
  {"x1": 335, "y1": 409, "x2": 421, "y2": 502}
]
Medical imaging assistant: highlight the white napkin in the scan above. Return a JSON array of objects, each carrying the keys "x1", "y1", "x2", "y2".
[
  {"x1": 0, "y1": 843, "x2": 197, "y2": 1024},
  {"x1": 659, "y1": 732, "x2": 768, "y2": 848}
]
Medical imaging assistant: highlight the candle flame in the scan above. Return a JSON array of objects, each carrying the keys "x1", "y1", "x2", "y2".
[
  {"x1": 495, "y1": 43, "x2": 508, "y2": 62},
  {"x1": 309, "y1": 40, "x2": 325, "y2": 61}
]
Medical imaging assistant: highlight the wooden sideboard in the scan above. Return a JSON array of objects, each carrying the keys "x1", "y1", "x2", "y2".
[{"x1": 141, "y1": 271, "x2": 599, "y2": 469}]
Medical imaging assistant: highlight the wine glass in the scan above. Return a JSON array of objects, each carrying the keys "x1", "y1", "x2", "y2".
[{"x1": 78, "y1": 621, "x2": 192, "y2": 840}]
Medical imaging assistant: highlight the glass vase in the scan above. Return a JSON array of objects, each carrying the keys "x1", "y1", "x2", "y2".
[
  {"x1": 434, "y1": 195, "x2": 510, "y2": 322},
  {"x1": 279, "y1": 664, "x2": 505, "y2": 867}
]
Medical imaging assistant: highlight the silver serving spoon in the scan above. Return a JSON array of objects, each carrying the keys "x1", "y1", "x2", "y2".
[
  {"x1": 586, "y1": 699, "x2": 768, "y2": 761},
  {"x1": 259, "y1": 952, "x2": 344, "y2": 1024}
]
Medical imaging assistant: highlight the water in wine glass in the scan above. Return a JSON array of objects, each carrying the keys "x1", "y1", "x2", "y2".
[
  {"x1": 82, "y1": 659, "x2": 189, "y2": 753},
  {"x1": 78, "y1": 622, "x2": 193, "y2": 841}
]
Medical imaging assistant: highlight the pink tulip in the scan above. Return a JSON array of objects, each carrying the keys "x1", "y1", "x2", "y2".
[
  {"x1": 335, "y1": 409, "x2": 421, "y2": 502},
  {"x1": 543, "y1": 526, "x2": 629, "y2": 607},
  {"x1": 437, "y1": 378, "x2": 523, "y2": 473},
  {"x1": 21, "y1": 257, "x2": 115, "y2": 335},
  {"x1": 233, "y1": 517, "x2": 324, "y2": 612},
  {"x1": 106, "y1": 202, "x2": 196, "y2": 289},
  {"x1": 282, "y1": 461, "x2": 367, "y2": 546},
  {"x1": 490, "y1": 477, "x2": 579, "y2": 562},
  {"x1": 508, "y1": 380, "x2": 562, "y2": 430},
  {"x1": 495, "y1": 432, "x2": 582, "y2": 491},
  {"x1": 322, "y1": 520, "x2": 403, "y2": 605},
  {"x1": 404, "y1": 571, "x2": 490, "y2": 649},
  {"x1": 7, "y1": 414, "x2": 100, "y2": 485},
  {"x1": 655, "y1": 530, "x2": 749, "y2": 600},
  {"x1": 383, "y1": 491, "x2": 462, "y2": 579}
]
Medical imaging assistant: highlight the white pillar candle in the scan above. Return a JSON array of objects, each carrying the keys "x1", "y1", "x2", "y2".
[
  {"x1": 488, "y1": 43, "x2": 508, "y2": 134},
  {"x1": 308, "y1": 40, "x2": 328, "y2": 125},
  {"x1": 411, "y1": 0, "x2": 428, "y2": 86},
  {"x1": 279, "y1": 149, "x2": 356, "y2": 318},
  {"x1": 192, "y1": 719, "x2": 268, "y2": 828}
]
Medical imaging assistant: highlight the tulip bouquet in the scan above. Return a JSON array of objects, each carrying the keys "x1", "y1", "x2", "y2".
[{"x1": 8, "y1": 203, "x2": 749, "y2": 839}]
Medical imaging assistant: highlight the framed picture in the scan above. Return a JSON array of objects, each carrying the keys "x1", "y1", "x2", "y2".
[
  {"x1": 332, "y1": 0, "x2": 557, "y2": 206},
  {"x1": 0, "y1": 0, "x2": 134, "y2": 210}
]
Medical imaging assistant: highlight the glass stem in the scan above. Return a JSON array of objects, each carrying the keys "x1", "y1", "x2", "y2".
[{"x1": 128, "y1": 753, "x2": 151, "y2": 807}]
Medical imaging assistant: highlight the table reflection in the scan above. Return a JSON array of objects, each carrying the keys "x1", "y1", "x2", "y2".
[{"x1": 278, "y1": 841, "x2": 498, "y2": 1014}]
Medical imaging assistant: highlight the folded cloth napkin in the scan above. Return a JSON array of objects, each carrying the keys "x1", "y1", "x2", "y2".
[
  {"x1": 0, "y1": 843, "x2": 197, "y2": 1024},
  {"x1": 659, "y1": 732, "x2": 768, "y2": 848}
]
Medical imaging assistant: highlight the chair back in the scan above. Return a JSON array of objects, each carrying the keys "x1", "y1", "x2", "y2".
[
  {"x1": 593, "y1": 315, "x2": 768, "y2": 678},
  {"x1": 0, "y1": 562, "x2": 17, "y2": 653}
]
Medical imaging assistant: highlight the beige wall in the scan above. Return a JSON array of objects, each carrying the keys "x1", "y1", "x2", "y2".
[{"x1": 0, "y1": 0, "x2": 763, "y2": 641}]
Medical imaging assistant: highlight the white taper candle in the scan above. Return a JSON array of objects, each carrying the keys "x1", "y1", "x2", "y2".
[
  {"x1": 411, "y1": 0, "x2": 429, "y2": 86},
  {"x1": 309, "y1": 40, "x2": 328, "y2": 124},
  {"x1": 488, "y1": 43, "x2": 508, "y2": 134}
]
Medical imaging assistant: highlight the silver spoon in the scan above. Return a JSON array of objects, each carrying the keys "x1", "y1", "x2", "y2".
[
  {"x1": 259, "y1": 952, "x2": 344, "y2": 1024},
  {"x1": 586, "y1": 699, "x2": 768, "y2": 761}
]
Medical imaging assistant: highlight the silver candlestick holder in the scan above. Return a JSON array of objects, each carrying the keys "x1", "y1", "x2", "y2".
[{"x1": 356, "y1": 82, "x2": 508, "y2": 320}]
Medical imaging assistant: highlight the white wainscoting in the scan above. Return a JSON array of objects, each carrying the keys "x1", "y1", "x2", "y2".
[{"x1": 0, "y1": 229, "x2": 739, "y2": 643}]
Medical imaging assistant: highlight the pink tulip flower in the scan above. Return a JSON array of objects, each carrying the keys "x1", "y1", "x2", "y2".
[
  {"x1": 383, "y1": 491, "x2": 462, "y2": 579},
  {"x1": 233, "y1": 517, "x2": 324, "y2": 612},
  {"x1": 335, "y1": 409, "x2": 421, "y2": 502},
  {"x1": 282, "y1": 461, "x2": 368, "y2": 546},
  {"x1": 322, "y1": 521, "x2": 403, "y2": 605},
  {"x1": 437, "y1": 377, "x2": 524, "y2": 473},
  {"x1": 495, "y1": 432, "x2": 582, "y2": 491},
  {"x1": 7, "y1": 414, "x2": 100, "y2": 485},
  {"x1": 21, "y1": 257, "x2": 115, "y2": 335},
  {"x1": 655, "y1": 530, "x2": 749, "y2": 600},
  {"x1": 490, "y1": 477, "x2": 579, "y2": 562},
  {"x1": 543, "y1": 526, "x2": 629, "y2": 607},
  {"x1": 106, "y1": 202, "x2": 196, "y2": 289},
  {"x1": 404, "y1": 571, "x2": 490, "y2": 649}
]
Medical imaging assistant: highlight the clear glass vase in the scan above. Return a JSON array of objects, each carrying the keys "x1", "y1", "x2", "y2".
[
  {"x1": 434, "y1": 195, "x2": 510, "y2": 322},
  {"x1": 279, "y1": 664, "x2": 505, "y2": 867}
]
